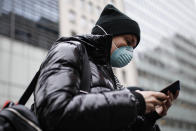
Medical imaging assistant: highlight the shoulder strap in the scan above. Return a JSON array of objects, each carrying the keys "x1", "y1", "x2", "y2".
[
  {"x1": 18, "y1": 44, "x2": 91, "y2": 105},
  {"x1": 18, "y1": 70, "x2": 40, "y2": 105},
  {"x1": 79, "y1": 44, "x2": 91, "y2": 93}
]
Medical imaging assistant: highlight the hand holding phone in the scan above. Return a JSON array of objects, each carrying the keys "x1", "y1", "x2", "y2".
[
  {"x1": 156, "y1": 80, "x2": 180, "y2": 116},
  {"x1": 160, "y1": 80, "x2": 180, "y2": 96}
]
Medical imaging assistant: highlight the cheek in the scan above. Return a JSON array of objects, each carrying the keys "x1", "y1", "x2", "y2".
[
  {"x1": 118, "y1": 39, "x2": 128, "y2": 47},
  {"x1": 110, "y1": 43, "x2": 116, "y2": 54}
]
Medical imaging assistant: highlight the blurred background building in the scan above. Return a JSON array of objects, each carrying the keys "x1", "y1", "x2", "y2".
[
  {"x1": 123, "y1": 0, "x2": 196, "y2": 131},
  {"x1": 0, "y1": 0, "x2": 59, "y2": 106},
  {"x1": 0, "y1": 0, "x2": 196, "y2": 131}
]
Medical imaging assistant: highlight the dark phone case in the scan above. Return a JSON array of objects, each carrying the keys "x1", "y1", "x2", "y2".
[{"x1": 160, "y1": 80, "x2": 180, "y2": 95}]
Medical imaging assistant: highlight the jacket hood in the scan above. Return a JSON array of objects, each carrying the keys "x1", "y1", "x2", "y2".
[{"x1": 56, "y1": 34, "x2": 113, "y2": 65}]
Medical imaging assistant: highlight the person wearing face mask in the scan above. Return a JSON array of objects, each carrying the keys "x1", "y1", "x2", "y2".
[{"x1": 34, "y1": 4, "x2": 179, "y2": 131}]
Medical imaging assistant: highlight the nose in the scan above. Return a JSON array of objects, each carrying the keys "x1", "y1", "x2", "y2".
[{"x1": 126, "y1": 46, "x2": 133, "y2": 52}]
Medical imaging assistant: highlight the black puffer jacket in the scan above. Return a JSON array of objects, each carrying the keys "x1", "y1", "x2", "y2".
[{"x1": 34, "y1": 35, "x2": 160, "y2": 131}]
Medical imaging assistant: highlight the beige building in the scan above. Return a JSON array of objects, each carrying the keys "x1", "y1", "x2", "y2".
[
  {"x1": 0, "y1": 0, "x2": 139, "y2": 108},
  {"x1": 59, "y1": 0, "x2": 139, "y2": 87},
  {"x1": 124, "y1": 0, "x2": 196, "y2": 130},
  {"x1": 59, "y1": 0, "x2": 124, "y2": 36},
  {"x1": 0, "y1": 0, "x2": 59, "y2": 107}
]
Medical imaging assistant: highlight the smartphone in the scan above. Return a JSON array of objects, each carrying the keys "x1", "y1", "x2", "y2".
[{"x1": 160, "y1": 80, "x2": 180, "y2": 95}]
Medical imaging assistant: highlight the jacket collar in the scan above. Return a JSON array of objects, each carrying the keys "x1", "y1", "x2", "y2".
[{"x1": 74, "y1": 34, "x2": 113, "y2": 65}]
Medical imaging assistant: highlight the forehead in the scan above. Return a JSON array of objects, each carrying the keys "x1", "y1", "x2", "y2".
[
  {"x1": 122, "y1": 34, "x2": 137, "y2": 39},
  {"x1": 113, "y1": 34, "x2": 137, "y2": 42}
]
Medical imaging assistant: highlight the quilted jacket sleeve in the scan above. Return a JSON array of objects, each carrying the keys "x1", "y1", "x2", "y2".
[
  {"x1": 127, "y1": 87, "x2": 161, "y2": 131},
  {"x1": 34, "y1": 42, "x2": 145, "y2": 131},
  {"x1": 130, "y1": 114, "x2": 161, "y2": 131}
]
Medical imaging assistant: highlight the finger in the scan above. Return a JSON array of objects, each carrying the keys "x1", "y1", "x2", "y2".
[
  {"x1": 146, "y1": 104, "x2": 155, "y2": 113},
  {"x1": 153, "y1": 92, "x2": 168, "y2": 100},
  {"x1": 158, "y1": 101, "x2": 167, "y2": 116},
  {"x1": 165, "y1": 92, "x2": 172, "y2": 108},
  {"x1": 151, "y1": 97, "x2": 163, "y2": 106},
  {"x1": 163, "y1": 99, "x2": 167, "y2": 103},
  {"x1": 174, "y1": 90, "x2": 179, "y2": 99},
  {"x1": 166, "y1": 98, "x2": 172, "y2": 108},
  {"x1": 150, "y1": 104, "x2": 155, "y2": 111},
  {"x1": 168, "y1": 91, "x2": 174, "y2": 101},
  {"x1": 161, "y1": 104, "x2": 167, "y2": 116},
  {"x1": 155, "y1": 105, "x2": 163, "y2": 114},
  {"x1": 170, "y1": 92, "x2": 174, "y2": 101}
]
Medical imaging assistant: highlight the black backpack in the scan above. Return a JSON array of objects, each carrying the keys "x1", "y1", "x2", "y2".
[
  {"x1": 0, "y1": 44, "x2": 91, "y2": 131},
  {"x1": 0, "y1": 70, "x2": 42, "y2": 131}
]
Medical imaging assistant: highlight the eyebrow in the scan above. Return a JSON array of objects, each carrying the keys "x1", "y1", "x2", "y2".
[{"x1": 127, "y1": 36, "x2": 137, "y2": 44}]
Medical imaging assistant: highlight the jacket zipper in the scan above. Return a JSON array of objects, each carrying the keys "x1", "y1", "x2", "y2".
[{"x1": 101, "y1": 65, "x2": 117, "y2": 89}]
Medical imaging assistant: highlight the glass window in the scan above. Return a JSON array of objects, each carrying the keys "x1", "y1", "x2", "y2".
[
  {"x1": 111, "y1": 0, "x2": 116, "y2": 5},
  {"x1": 65, "y1": 0, "x2": 75, "y2": 5},
  {"x1": 1, "y1": 0, "x2": 12, "y2": 13},
  {"x1": 95, "y1": 6, "x2": 101, "y2": 16},
  {"x1": 79, "y1": 0, "x2": 85, "y2": 8},
  {"x1": 68, "y1": 10, "x2": 76, "y2": 23},
  {"x1": 81, "y1": 16, "x2": 88, "y2": 28},
  {"x1": 89, "y1": 19, "x2": 95, "y2": 29},
  {"x1": 122, "y1": 70, "x2": 127, "y2": 83},
  {"x1": 0, "y1": 0, "x2": 59, "y2": 50},
  {"x1": 71, "y1": 30, "x2": 76, "y2": 36},
  {"x1": 87, "y1": 2, "x2": 93, "y2": 13}
]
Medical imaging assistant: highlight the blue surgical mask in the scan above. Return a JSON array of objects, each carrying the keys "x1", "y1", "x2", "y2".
[{"x1": 110, "y1": 43, "x2": 133, "y2": 68}]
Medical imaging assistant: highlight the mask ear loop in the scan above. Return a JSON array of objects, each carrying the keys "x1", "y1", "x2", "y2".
[{"x1": 112, "y1": 42, "x2": 118, "y2": 49}]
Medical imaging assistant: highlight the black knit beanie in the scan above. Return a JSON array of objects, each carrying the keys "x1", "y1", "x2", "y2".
[{"x1": 91, "y1": 4, "x2": 141, "y2": 45}]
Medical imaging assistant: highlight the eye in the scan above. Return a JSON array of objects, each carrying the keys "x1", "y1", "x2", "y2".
[
  {"x1": 126, "y1": 40, "x2": 131, "y2": 46},
  {"x1": 126, "y1": 38, "x2": 137, "y2": 48}
]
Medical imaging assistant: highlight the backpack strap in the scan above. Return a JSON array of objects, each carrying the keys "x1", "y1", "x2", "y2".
[
  {"x1": 79, "y1": 44, "x2": 91, "y2": 93},
  {"x1": 18, "y1": 44, "x2": 91, "y2": 105},
  {"x1": 18, "y1": 70, "x2": 40, "y2": 105}
]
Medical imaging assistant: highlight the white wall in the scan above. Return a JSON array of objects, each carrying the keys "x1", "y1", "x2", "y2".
[
  {"x1": 0, "y1": 35, "x2": 47, "y2": 108},
  {"x1": 114, "y1": 60, "x2": 139, "y2": 87}
]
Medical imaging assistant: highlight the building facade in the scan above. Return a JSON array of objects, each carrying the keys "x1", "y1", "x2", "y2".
[
  {"x1": 0, "y1": 0, "x2": 59, "y2": 107},
  {"x1": 0, "y1": 0, "x2": 136, "y2": 107},
  {"x1": 123, "y1": 0, "x2": 196, "y2": 131},
  {"x1": 0, "y1": 0, "x2": 138, "y2": 107},
  {"x1": 59, "y1": 0, "x2": 123, "y2": 36}
]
